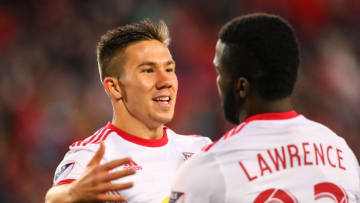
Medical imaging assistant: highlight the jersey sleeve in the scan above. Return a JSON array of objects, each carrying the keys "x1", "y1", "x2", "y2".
[
  {"x1": 170, "y1": 151, "x2": 225, "y2": 203},
  {"x1": 53, "y1": 148, "x2": 97, "y2": 186}
]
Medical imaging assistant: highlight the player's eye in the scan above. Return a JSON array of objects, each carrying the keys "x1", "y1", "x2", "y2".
[
  {"x1": 166, "y1": 67, "x2": 175, "y2": 72},
  {"x1": 141, "y1": 68, "x2": 154, "y2": 73}
]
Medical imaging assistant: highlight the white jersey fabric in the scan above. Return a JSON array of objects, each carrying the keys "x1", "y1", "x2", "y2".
[
  {"x1": 53, "y1": 122, "x2": 212, "y2": 203},
  {"x1": 171, "y1": 111, "x2": 360, "y2": 203}
]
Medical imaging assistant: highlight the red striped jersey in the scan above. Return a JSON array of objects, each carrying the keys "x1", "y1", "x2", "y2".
[
  {"x1": 171, "y1": 111, "x2": 360, "y2": 202},
  {"x1": 53, "y1": 122, "x2": 212, "y2": 203}
]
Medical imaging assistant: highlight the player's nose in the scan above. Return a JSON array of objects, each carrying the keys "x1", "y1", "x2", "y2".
[{"x1": 155, "y1": 69, "x2": 174, "y2": 90}]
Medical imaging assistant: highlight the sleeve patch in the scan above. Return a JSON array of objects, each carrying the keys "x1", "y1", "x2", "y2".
[
  {"x1": 54, "y1": 162, "x2": 75, "y2": 183},
  {"x1": 182, "y1": 152, "x2": 195, "y2": 160},
  {"x1": 169, "y1": 191, "x2": 184, "y2": 203}
]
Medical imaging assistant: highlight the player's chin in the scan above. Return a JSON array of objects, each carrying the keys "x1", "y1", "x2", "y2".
[{"x1": 153, "y1": 111, "x2": 175, "y2": 124}]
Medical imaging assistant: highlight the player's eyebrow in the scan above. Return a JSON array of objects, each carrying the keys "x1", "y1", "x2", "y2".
[
  {"x1": 165, "y1": 60, "x2": 176, "y2": 66},
  {"x1": 136, "y1": 60, "x2": 175, "y2": 68}
]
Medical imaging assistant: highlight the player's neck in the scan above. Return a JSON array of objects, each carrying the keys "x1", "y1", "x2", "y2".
[
  {"x1": 239, "y1": 97, "x2": 293, "y2": 122},
  {"x1": 113, "y1": 116, "x2": 164, "y2": 140},
  {"x1": 112, "y1": 107, "x2": 164, "y2": 140}
]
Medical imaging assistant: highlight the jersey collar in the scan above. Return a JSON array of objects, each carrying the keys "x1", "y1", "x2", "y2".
[
  {"x1": 106, "y1": 122, "x2": 168, "y2": 147},
  {"x1": 243, "y1": 110, "x2": 299, "y2": 123}
]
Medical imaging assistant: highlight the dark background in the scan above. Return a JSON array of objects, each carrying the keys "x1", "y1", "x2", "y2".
[{"x1": 0, "y1": 0, "x2": 359, "y2": 202}]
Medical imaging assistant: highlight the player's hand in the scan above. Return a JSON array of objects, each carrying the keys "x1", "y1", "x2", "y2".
[{"x1": 68, "y1": 142, "x2": 136, "y2": 202}]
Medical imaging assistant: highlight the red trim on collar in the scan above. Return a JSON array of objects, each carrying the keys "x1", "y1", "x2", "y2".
[
  {"x1": 106, "y1": 122, "x2": 168, "y2": 147},
  {"x1": 243, "y1": 110, "x2": 299, "y2": 123}
]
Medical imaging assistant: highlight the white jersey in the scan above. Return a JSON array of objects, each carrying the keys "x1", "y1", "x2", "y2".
[
  {"x1": 53, "y1": 122, "x2": 211, "y2": 203},
  {"x1": 171, "y1": 111, "x2": 360, "y2": 203}
]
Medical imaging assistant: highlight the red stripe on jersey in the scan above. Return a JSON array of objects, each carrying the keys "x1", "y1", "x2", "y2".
[
  {"x1": 233, "y1": 122, "x2": 247, "y2": 134},
  {"x1": 243, "y1": 110, "x2": 299, "y2": 123},
  {"x1": 204, "y1": 111, "x2": 299, "y2": 152},
  {"x1": 70, "y1": 127, "x2": 106, "y2": 147},
  {"x1": 71, "y1": 141, "x2": 81, "y2": 147},
  {"x1": 223, "y1": 122, "x2": 248, "y2": 140},
  {"x1": 81, "y1": 128, "x2": 104, "y2": 146},
  {"x1": 92, "y1": 128, "x2": 110, "y2": 144},
  {"x1": 100, "y1": 129, "x2": 114, "y2": 142},
  {"x1": 202, "y1": 141, "x2": 218, "y2": 152},
  {"x1": 94, "y1": 129, "x2": 113, "y2": 144},
  {"x1": 204, "y1": 122, "x2": 249, "y2": 151},
  {"x1": 56, "y1": 179, "x2": 75, "y2": 186},
  {"x1": 223, "y1": 130, "x2": 231, "y2": 140},
  {"x1": 88, "y1": 127, "x2": 107, "y2": 145},
  {"x1": 106, "y1": 122, "x2": 168, "y2": 147}
]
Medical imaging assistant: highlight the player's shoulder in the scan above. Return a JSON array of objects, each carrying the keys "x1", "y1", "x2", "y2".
[
  {"x1": 172, "y1": 148, "x2": 225, "y2": 196},
  {"x1": 201, "y1": 122, "x2": 249, "y2": 153},
  {"x1": 66, "y1": 123, "x2": 119, "y2": 154},
  {"x1": 300, "y1": 116, "x2": 346, "y2": 141},
  {"x1": 165, "y1": 127, "x2": 212, "y2": 145},
  {"x1": 202, "y1": 138, "x2": 231, "y2": 154},
  {"x1": 301, "y1": 116, "x2": 335, "y2": 131}
]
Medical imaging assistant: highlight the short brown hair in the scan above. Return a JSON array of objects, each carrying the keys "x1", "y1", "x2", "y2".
[{"x1": 96, "y1": 19, "x2": 170, "y2": 82}]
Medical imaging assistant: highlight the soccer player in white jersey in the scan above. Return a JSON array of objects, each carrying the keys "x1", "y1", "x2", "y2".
[
  {"x1": 170, "y1": 13, "x2": 360, "y2": 202},
  {"x1": 45, "y1": 20, "x2": 211, "y2": 203}
]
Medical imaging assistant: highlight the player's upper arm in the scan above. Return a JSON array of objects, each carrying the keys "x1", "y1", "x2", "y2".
[
  {"x1": 53, "y1": 148, "x2": 97, "y2": 186},
  {"x1": 170, "y1": 151, "x2": 225, "y2": 203}
]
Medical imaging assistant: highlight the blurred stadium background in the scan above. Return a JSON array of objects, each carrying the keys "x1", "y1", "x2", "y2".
[{"x1": 0, "y1": 0, "x2": 359, "y2": 202}]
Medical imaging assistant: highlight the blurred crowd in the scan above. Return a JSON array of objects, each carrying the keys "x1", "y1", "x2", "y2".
[{"x1": 0, "y1": 0, "x2": 359, "y2": 202}]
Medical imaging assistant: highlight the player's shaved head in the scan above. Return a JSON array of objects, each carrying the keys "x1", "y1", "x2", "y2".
[
  {"x1": 219, "y1": 13, "x2": 300, "y2": 100},
  {"x1": 214, "y1": 13, "x2": 300, "y2": 124}
]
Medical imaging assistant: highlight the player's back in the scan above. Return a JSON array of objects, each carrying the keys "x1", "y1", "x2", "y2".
[{"x1": 205, "y1": 111, "x2": 360, "y2": 202}]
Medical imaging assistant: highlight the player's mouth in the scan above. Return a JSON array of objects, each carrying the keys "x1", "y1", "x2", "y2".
[{"x1": 152, "y1": 96, "x2": 172, "y2": 108}]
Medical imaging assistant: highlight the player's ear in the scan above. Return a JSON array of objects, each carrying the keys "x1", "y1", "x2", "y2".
[
  {"x1": 235, "y1": 77, "x2": 249, "y2": 99},
  {"x1": 103, "y1": 77, "x2": 123, "y2": 100}
]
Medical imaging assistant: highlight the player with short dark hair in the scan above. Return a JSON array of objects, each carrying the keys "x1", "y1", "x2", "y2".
[
  {"x1": 45, "y1": 19, "x2": 211, "y2": 203},
  {"x1": 219, "y1": 13, "x2": 299, "y2": 99},
  {"x1": 217, "y1": 13, "x2": 300, "y2": 124},
  {"x1": 97, "y1": 19, "x2": 170, "y2": 81},
  {"x1": 170, "y1": 13, "x2": 360, "y2": 202}
]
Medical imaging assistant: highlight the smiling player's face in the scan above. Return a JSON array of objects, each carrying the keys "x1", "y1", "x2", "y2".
[{"x1": 117, "y1": 40, "x2": 178, "y2": 128}]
